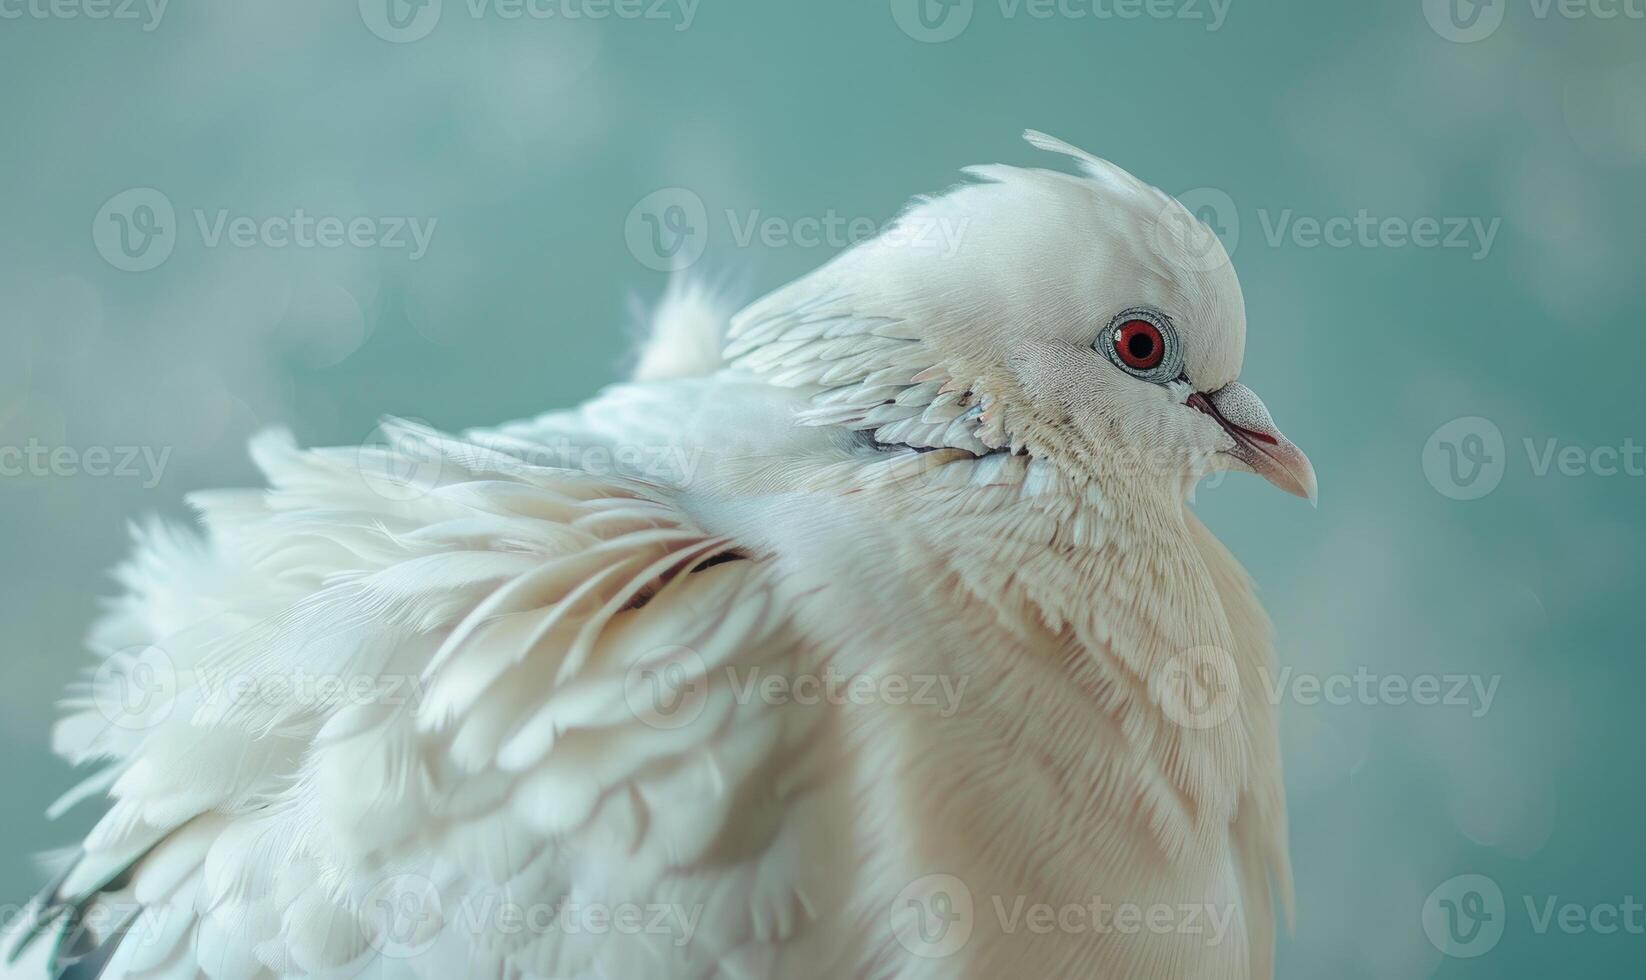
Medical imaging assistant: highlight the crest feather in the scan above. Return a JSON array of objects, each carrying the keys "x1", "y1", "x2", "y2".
[{"x1": 1022, "y1": 129, "x2": 1173, "y2": 209}]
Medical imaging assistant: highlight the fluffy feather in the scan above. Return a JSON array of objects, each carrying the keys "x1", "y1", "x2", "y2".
[
  {"x1": 630, "y1": 277, "x2": 737, "y2": 382},
  {"x1": 6, "y1": 132, "x2": 1302, "y2": 980}
]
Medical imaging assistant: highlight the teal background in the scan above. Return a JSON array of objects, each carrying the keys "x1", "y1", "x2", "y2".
[{"x1": 1, "y1": 1, "x2": 1642, "y2": 976}]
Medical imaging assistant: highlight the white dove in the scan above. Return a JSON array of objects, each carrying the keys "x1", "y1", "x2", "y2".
[{"x1": 5, "y1": 131, "x2": 1313, "y2": 980}]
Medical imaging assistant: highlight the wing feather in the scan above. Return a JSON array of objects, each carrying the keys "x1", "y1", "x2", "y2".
[{"x1": 15, "y1": 415, "x2": 834, "y2": 979}]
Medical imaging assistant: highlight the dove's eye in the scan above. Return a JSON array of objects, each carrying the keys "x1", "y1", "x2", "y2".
[
  {"x1": 1098, "y1": 308, "x2": 1183, "y2": 384},
  {"x1": 1116, "y1": 319, "x2": 1163, "y2": 369}
]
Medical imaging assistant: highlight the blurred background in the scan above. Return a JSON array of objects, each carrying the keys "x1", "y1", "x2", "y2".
[{"x1": 1, "y1": 0, "x2": 1642, "y2": 976}]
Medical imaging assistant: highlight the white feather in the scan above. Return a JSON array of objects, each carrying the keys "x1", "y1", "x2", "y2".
[{"x1": 11, "y1": 133, "x2": 1301, "y2": 980}]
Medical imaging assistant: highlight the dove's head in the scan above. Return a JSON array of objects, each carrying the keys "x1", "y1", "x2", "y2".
[{"x1": 729, "y1": 130, "x2": 1316, "y2": 506}]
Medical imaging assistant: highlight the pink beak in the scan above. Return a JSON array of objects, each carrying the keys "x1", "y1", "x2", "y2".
[{"x1": 1188, "y1": 383, "x2": 1318, "y2": 506}]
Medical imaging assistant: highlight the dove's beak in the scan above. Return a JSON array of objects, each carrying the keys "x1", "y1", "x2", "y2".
[{"x1": 1188, "y1": 382, "x2": 1318, "y2": 506}]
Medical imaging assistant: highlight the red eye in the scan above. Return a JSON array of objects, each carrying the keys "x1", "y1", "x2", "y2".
[{"x1": 1114, "y1": 319, "x2": 1164, "y2": 371}]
